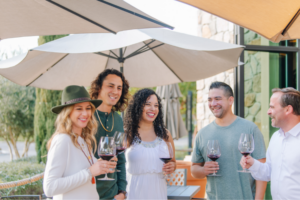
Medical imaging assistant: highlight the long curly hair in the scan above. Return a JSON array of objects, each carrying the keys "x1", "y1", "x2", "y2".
[
  {"x1": 89, "y1": 69, "x2": 130, "y2": 112},
  {"x1": 47, "y1": 103, "x2": 98, "y2": 153},
  {"x1": 124, "y1": 88, "x2": 168, "y2": 146}
]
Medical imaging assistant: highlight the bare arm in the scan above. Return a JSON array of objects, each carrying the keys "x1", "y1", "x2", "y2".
[
  {"x1": 191, "y1": 161, "x2": 219, "y2": 179},
  {"x1": 255, "y1": 158, "x2": 267, "y2": 200}
]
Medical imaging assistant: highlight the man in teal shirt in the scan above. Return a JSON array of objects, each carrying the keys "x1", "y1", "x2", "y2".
[
  {"x1": 191, "y1": 81, "x2": 267, "y2": 200},
  {"x1": 89, "y1": 69, "x2": 130, "y2": 200}
]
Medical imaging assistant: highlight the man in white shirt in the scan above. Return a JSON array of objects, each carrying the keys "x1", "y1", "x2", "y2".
[{"x1": 240, "y1": 87, "x2": 300, "y2": 200}]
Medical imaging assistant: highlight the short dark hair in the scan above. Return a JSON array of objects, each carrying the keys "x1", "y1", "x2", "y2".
[
  {"x1": 209, "y1": 81, "x2": 234, "y2": 98},
  {"x1": 89, "y1": 69, "x2": 130, "y2": 112},
  {"x1": 272, "y1": 87, "x2": 300, "y2": 115}
]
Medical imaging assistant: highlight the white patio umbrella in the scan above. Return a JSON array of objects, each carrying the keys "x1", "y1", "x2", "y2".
[
  {"x1": 0, "y1": 0, "x2": 172, "y2": 39},
  {"x1": 156, "y1": 84, "x2": 187, "y2": 139},
  {"x1": 0, "y1": 28, "x2": 244, "y2": 90}
]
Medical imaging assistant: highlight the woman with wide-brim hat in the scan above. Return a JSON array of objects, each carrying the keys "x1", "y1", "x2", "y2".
[{"x1": 43, "y1": 85, "x2": 117, "y2": 200}]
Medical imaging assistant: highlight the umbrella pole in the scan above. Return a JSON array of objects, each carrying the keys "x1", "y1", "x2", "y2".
[
  {"x1": 119, "y1": 48, "x2": 124, "y2": 118},
  {"x1": 120, "y1": 62, "x2": 123, "y2": 73}
]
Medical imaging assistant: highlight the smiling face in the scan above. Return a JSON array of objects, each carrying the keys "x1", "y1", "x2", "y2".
[
  {"x1": 70, "y1": 102, "x2": 92, "y2": 134},
  {"x1": 268, "y1": 92, "x2": 286, "y2": 128},
  {"x1": 141, "y1": 94, "x2": 159, "y2": 123},
  {"x1": 97, "y1": 74, "x2": 123, "y2": 108},
  {"x1": 208, "y1": 88, "x2": 233, "y2": 119}
]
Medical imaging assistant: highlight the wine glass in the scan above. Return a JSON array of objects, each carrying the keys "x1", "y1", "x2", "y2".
[
  {"x1": 97, "y1": 136, "x2": 116, "y2": 181},
  {"x1": 114, "y1": 131, "x2": 127, "y2": 155},
  {"x1": 159, "y1": 141, "x2": 173, "y2": 179},
  {"x1": 113, "y1": 131, "x2": 127, "y2": 172},
  {"x1": 206, "y1": 140, "x2": 221, "y2": 176},
  {"x1": 238, "y1": 133, "x2": 254, "y2": 173}
]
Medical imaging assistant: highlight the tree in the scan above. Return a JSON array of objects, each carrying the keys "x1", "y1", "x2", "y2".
[
  {"x1": 34, "y1": 35, "x2": 67, "y2": 163},
  {"x1": 177, "y1": 82, "x2": 197, "y2": 125},
  {"x1": 0, "y1": 77, "x2": 36, "y2": 160}
]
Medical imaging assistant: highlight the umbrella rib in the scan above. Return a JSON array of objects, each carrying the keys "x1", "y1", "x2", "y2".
[
  {"x1": 124, "y1": 40, "x2": 155, "y2": 59},
  {"x1": 282, "y1": 8, "x2": 300, "y2": 36},
  {"x1": 145, "y1": 42, "x2": 183, "y2": 82},
  {"x1": 125, "y1": 43, "x2": 165, "y2": 60},
  {"x1": 26, "y1": 54, "x2": 69, "y2": 87},
  {"x1": 97, "y1": 0, "x2": 174, "y2": 30},
  {"x1": 123, "y1": 47, "x2": 127, "y2": 56},
  {"x1": 46, "y1": 0, "x2": 116, "y2": 34},
  {"x1": 94, "y1": 52, "x2": 118, "y2": 59},
  {"x1": 110, "y1": 50, "x2": 119, "y2": 58}
]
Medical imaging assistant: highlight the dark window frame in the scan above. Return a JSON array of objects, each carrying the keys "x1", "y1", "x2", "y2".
[{"x1": 234, "y1": 26, "x2": 300, "y2": 117}]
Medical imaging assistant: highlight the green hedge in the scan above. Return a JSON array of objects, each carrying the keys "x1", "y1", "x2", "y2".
[{"x1": 0, "y1": 157, "x2": 45, "y2": 197}]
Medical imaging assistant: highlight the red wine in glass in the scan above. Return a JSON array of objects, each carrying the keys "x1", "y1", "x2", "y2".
[
  {"x1": 206, "y1": 140, "x2": 221, "y2": 176},
  {"x1": 159, "y1": 158, "x2": 172, "y2": 163},
  {"x1": 99, "y1": 154, "x2": 114, "y2": 161},
  {"x1": 207, "y1": 155, "x2": 220, "y2": 162},
  {"x1": 116, "y1": 147, "x2": 126, "y2": 155},
  {"x1": 114, "y1": 132, "x2": 127, "y2": 172},
  {"x1": 159, "y1": 142, "x2": 174, "y2": 179},
  {"x1": 240, "y1": 152, "x2": 251, "y2": 157},
  {"x1": 238, "y1": 133, "x2": 254, "y2": 173},
  {"x1": 97, "y1": 136, "x2": 116, "y2": 181}
]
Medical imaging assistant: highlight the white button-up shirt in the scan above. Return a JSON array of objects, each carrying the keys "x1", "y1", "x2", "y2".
[{"x1": 249, "y1": 122, "x2": 300, "y2": 200}]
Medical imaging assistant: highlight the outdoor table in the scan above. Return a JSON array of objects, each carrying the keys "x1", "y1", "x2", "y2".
[{"x1": 167, "y1": 185, "x2": 200, "y2": 200}]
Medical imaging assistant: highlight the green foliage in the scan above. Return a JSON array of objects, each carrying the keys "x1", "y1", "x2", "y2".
[
  {"x1": 0, "y1": 157, "x2": 45, "y2": 197},
  {"x1": 0, "y1": 76, "x2": 36, "y2": 159},
  {"x1": 34, "y1": 35, "x2": 67, "y2": 163},
  {"x1": 177, "y1": 82, "x2": 197, "y2": 126}
]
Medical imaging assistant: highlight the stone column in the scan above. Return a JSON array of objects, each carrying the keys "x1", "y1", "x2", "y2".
[{"x1": 196, "y1": 10, "x2": 235, "y2": 132}]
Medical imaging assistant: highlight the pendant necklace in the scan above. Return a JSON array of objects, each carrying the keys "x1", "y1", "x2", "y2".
[
  {"x1": 77, "y1": 140, "x2": 95, "y2": 184},
  {"x1": 96, "y1": 110, "x2": 114, "y2": 132}
]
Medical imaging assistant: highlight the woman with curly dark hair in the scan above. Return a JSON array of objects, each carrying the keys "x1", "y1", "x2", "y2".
[{"x1": 124, "y1": 88, "x2": 176, "y2": 200}]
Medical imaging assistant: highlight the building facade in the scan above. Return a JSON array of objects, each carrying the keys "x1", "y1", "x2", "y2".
[{"x1": 196, "y1": 10, "x2": 300, "y2": 200}]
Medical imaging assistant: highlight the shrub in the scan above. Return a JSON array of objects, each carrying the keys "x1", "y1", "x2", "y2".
[{"x1": 0, "y1": 156, "x2": 45, "y2": 197}]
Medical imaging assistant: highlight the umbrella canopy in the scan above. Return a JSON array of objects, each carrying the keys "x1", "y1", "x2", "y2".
[
  {"x1": 178, "y1": 0, "x2": 300, "y2": 42},
  {"x1": 0, "y1": 28, "x2": 244, "y2": 90},
  {"x1": 0, "y1": 0, "x2": 172, "y2": 39},
  {"x1": 156, "y1": 84, "x2": 187, "y2": 139}
]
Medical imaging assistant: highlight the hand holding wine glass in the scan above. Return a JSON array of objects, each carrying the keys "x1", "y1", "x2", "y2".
[
  {"x1": 89, "y1": 159, "x2": 116, "y2": 176},
  {"x1": 238, "y1": 133, "x2": 254, "y2": 173},
  {"x1": 159, "y1": 142, "x2": 174, "y2": 178},
  {"x1": 97, "y1": 136, "x2": 116, "y2": 181},
  {"x1": 206, "y1": 140, "x2": 221, "y2": 176},
  {"x1": 240, "y1": 155, "x2": 255, "y2": 170}
]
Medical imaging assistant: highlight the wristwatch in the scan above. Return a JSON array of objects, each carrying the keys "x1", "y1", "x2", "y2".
[{"x1": 118, "y1": 190, "x2": 127, "y2": 198}]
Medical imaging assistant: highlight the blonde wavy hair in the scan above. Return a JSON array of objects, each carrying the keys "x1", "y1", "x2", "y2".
[{"x1": 47, "y1": 103, "x2": 98, "y2": 153}]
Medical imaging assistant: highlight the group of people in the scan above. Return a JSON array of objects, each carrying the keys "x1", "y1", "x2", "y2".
[
  {"x1": 43, "y1": 69, "x2": 175, "y2": 200},
  {"x1": 191, "y1": 82, "x2": 300, "y2": 200},
  {"x1": 43, "y1": 68, "x2": 300, "y2": 200}
]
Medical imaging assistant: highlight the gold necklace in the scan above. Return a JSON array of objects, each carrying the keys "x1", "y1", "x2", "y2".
[{"x1": 96, "y1": 110, "x2": 114, "y2": 132}]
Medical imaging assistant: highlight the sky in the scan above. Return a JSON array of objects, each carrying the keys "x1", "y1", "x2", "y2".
[{"x1": 0, "y1": 0, "x2": 198, "y2": 60}]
